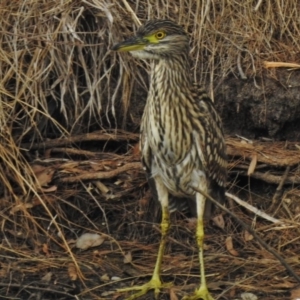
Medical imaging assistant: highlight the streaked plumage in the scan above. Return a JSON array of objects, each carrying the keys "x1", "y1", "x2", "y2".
[{"x1": 112, "y1": 19, "x2": 227, "y2": 300}]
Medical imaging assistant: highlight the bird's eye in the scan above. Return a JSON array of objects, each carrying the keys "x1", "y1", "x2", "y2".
[{"x1": 155, "y1": 31, "x2": 166, "y2": 40}]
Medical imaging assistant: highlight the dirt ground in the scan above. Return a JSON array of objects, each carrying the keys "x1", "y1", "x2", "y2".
[
  {"x1": 215, "y1": 70, "x2": 300, "y2": 141},
  {"x1": 1, "y1": 1, "x2": 300, "y2": 299},
  {"x1": 1, "y1": 73, "x2": 300, "y2": 300},
  {"x1": 128, "y1": 69, "x2": 300, "y2": 140}
]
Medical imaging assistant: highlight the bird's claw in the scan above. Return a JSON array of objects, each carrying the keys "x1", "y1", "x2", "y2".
[
  {"x1": 117, "y1": 277, "x2": 172, "y2": 300},
  {"x1": 182, "y1": 285, "x2": 214, "y2": 300}
]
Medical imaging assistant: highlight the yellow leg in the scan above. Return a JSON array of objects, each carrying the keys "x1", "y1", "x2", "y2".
[
  {"x1": 118, "y1": 179, "x2": 172, "y2": 299},
  {"x1": 183, "y1": 192, "x2": 214, "y2": 300}
]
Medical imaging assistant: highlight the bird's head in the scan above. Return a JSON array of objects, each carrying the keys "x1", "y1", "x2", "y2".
[{"x1": 111, "y1": 20, "x2": 189, "y2": 60}]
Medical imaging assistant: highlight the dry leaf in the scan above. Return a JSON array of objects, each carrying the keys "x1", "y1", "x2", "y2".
[
  {"x1": 212, "y1": 214, "x2": 225, "y2": 229},
  {"x1": 32, "y1": 165, "x2": 55, "y2": 186},
  {"x1": 186, "y1": 217, "x2": 197, "y2": 230},
  {"x1": 42, "y1": 243, "x2": 50, "y2": 256},
  {"x1": 247, "y1": 153, "x2": 257, "y2": 176},
  {"x1": 111, "y1": 276, "x2": 121, "y2": 281},
  {"x1": 94, "y1": 181, "x2": 109, "y2": 194},
  {"x1": 291, "y1": 287, "x2": 300, "y2": 300},
  {"x1": 114, "y1": 179, "x2": 123, "y2": 185},
  {"x1": 101, "y1": 291, "x2": 116, "y2": 297},
  {"x1": 68, "y1": 263, "x2": 77, "y2": 281},
  {"x1": 244, "y1": 230, "x2": 254, "y2": 242},
  {"x1": 10, "y1": 203, "x2": 33, "y2": 214},
  {"x1": 90, "y1": 163, "x2": 105, "y2": 172},
  {"x1": 31, "y1": 164, "x2": 46, "y2": 173},
  {"x1": 30, "y1": 195, "x2": 57, "y2": 207},
  {"x1": 241, "y1": 292, "x2": 258, "y2": 300},
  {"x1": 41, "y1": 185, "x2": 57, "y2": 193},
  {"x1": 41, "y1": 272, "x2": 52, "y2": 283},
  {"x1": 123, "y1": 251, "x2": 132, "y2": 264},
  {"x1": 76, "y1": 233, "x2": 104, "y2": 250},
  {"x1": 132, "y1": 142, "x2": 140, "y2": 156},
  {"x1": 229, "y1": 287, "x2": 236, "y2": 298},
  {"x1": 169, "y1": 288, "x2": 178, "y2": 300},
  {"x1": 138, "y1": 197, "x2": 149, "y2": 209},
  {"x1": 225, "y1": 236, "x2": 239, "y2": 256},
  {"x1": 67, "y1": 238, "x2": 77, "y2": 245},
  {"x1": 100, "y1": 274, "x2": 110, "y2": 282},
  {"x1": 0, "y1": 268, "x2": 7, "y2": 278}
]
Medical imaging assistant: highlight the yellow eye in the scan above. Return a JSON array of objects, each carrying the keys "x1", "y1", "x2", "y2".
[{"x1": 155, "y1": 31, "x2": 166, "y2": 40}]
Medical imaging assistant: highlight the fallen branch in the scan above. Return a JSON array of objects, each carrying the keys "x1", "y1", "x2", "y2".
[
  {"x1": 249, "y1": 171, "x2": 299, "y2": 185},
  {"x1": 0, "y1": 282, "x2": 76, "y2": 298},
  {"x1": 230, "y1": 170, "x2": 300, "y2": 185},
  {"x1": 225, "y1": 192, "x2": 284, "y2": 224},
  {"x1": 226, "y1": 137, "x2": 300, "y2": 167},
  {"x1": 59, "y1": 162, "x2": 142, "y2": 182},
  {"x1": 192, "y1": 186, "x2": 300, "y2": 284},
  {"x1": 270, "y1": 166, "x2": 291, "y2": 210},
  {"x1": 264, "y1": 61, "x2": 300, "y2": 69},
  {"x1": 50, "y1": 147, "x2": 101, "y2": 157},
  {"x1": 21, "y1": 130, "x2": 139, "y2": 150}
]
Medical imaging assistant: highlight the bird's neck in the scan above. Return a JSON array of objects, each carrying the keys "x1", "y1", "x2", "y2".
[
  {"x1": 145, "y1": 53, "x2": 194, "y2": 164},
  {"x1": 150, "y1": 54, "x2": 192, "y2": 98}
]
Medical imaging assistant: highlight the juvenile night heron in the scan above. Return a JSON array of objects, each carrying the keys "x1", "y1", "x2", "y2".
[{"x1": 112, "y1": 20, "x2": 227, "y2": 300}]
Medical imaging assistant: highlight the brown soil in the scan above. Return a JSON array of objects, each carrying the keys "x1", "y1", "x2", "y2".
[
  {"x1": 215, "y1": 70, "x2": 300, "y2": 141},
  {"x1": 1, "y1": 124, "x2": 300, "y2": 300},
  {"x1": 1, "y1": 1, "x2": 300, "y2": 299}
]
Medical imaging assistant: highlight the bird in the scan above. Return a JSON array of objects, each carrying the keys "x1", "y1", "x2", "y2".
[{"x1": 112, "y1": 19, "x2": 227, "y2": 300}]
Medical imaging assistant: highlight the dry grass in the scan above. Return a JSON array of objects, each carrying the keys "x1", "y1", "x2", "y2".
[
  {"x1": 1, "y1": 0, "x2": 300, "y2": 299},
  {"x1": 1, "y1": 133, "x2": 300, "y2": 299}
]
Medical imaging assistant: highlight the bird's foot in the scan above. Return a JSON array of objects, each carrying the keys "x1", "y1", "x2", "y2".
[
  {"x1": 117, "y1": 277, "x2": 172, "y2": 300},
  {"x1": 182, "y1": 284, "x2": 214, "y2": 300}
]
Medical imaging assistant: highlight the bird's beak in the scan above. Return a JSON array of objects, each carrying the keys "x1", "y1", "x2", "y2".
[{"x1": 111, "y1": 36, "x2": 147, "y2": 52}]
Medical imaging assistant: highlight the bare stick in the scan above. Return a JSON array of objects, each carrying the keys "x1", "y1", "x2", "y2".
[
  {"x1": 270, "y1": 166, "x2": 290, "y2": 210},
  {"x1": 254, "y1": 0, "x2": 263, "y2": 11},
  {"x1": 21, "y1": 130, "x2": 139, "y2": 150},
  {"x1": 191, "y1": 186, "x2": 300, "y2": 284},
  {"x1": 0, "y1": 282, "x2": 76, "y2": 298},
  {"x1": 225, "y1": 192, "x2": 284, "y2": 224},
  {"x1": 237, "y1": 52, "x2": 247, "y2": 79},
  {"x1": 230, "y1": 170, "x2": 300, "y2": 185},
  {"x1": 59, "y1": 162, "x2": 142, "y2": 182}
]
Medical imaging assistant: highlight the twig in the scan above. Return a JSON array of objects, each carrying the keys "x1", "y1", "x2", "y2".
[
  {"x1": 270, "y1": 166, "x2": 291, "y2": 211},
  {"x1": 191, "y1": 186, "x2": 300, "y2": 284},
  {"x1": 264, "y1": 61, "x2": 300, "y2": 69},
  {"x1": 235, "y1": 134, "x2": 253, "y2": 143},
  {"x1": 51, "y1": 147, "x2": 100, "y2": 157},
  {"x1": 250, "y1": 170, "x2": 299, "y2": 184},
  {"x1": 226, "y1": 137, "x2": 300, "y2": 167},
  {"x1": 21, "y1": 130, "x2": 139, "y2": 150},
  {"x1": 59, "y1": 162, "x2": 142, "y2": 182},
  {"x1": 121, "y1": 0, "x2": 141, "y2": 26},
  {"x1": 0, "y1": 282, "x2": 76, "y2": 298},
  {"x1": 254, "y1": 0, "x2": 263, "y2": 11},
  {"x1": 269, "y1": 166, "x2": 291, "y2": 215},
  {"x1": 232, "y1": 170, "x2": 300, "y2": 185},
  {"x1": 225, "y1": 192, "x2": 284, "y2": 224},
  {"x1": 237, "y1": 52, "x2": 247, "y2": 80}
]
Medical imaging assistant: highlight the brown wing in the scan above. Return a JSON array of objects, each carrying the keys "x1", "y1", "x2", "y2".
[{"x1": 192, "y1": 87, "x2": 227, "y2": 189}]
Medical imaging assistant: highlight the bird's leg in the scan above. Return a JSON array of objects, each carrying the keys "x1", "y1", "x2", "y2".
[
  {"x1": 183, "y1": 190, "x2": 214, "y2": 300},
  {"x1": 117, "y1": 178, "x2": 172, "y2": 300}
]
